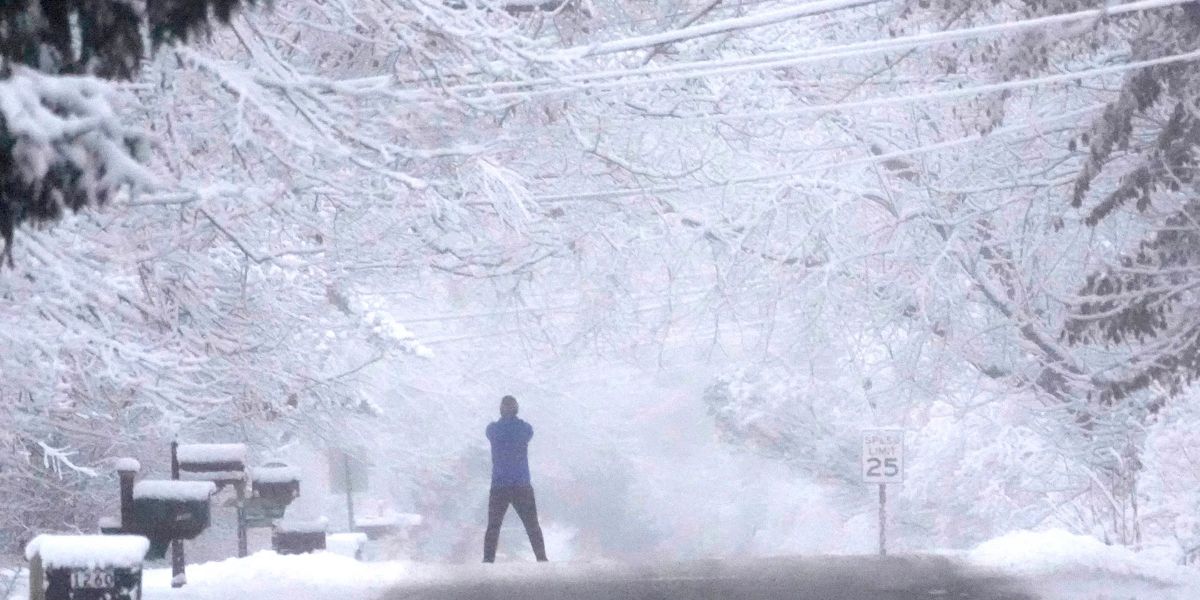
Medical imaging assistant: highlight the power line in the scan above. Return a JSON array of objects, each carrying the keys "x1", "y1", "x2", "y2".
[
  {"x1": 439, "y1": 0, "x2": 1191, "y2": 102},
  {"x1": 316, "y1": 0, "x2": 1187, "y2": 108},
  {"x1": 567, "y1": 0, "x2": 885, "y2": 57},
  {"x1": 612, "y1": 48, "x2": 1200, "y2": 125},
  {"x1": 329, "y1": 0, "x2": 884, "y2": 95},
  {"x1": 527, "y1": 104, "x2": 1103, "y2": 203},
  {"x1": 534, "y1": 0, "x2": 796, "y2": 37},
  {"x1": 243, "y1": 0, "x2": 1191, "y2": 129}
]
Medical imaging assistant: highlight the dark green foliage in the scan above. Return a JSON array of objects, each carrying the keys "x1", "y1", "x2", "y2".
[
  {"x1": 148, "y1": 0, "x2": 258, "y2": 50},
  {"x1": 1064, "y1": 192, "x2": 1200, "y2": 407},
  {"x1": 0, "y1": 0, "x2": 259, "y2": 77},
  {"x1": 0, "y1": 114, "x2": 113, "y2": 264},
  {"x1": 0, "y1": 0, "x2": 256, "y2": 261},
  {"x1": 1064, "y1": 201, "x2": 1200, "y2": 403},
  {"x1": 1083, "y1": 101, "x2": 1200, "y2": 226},
  {"x1": 1059, "y1": 8, "x2": 1200, "y2": 404}
]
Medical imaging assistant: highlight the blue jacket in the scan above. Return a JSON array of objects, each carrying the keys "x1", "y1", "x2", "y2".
[{"x1": 486, "y1": 416, "x2": 533, "y2": 487}]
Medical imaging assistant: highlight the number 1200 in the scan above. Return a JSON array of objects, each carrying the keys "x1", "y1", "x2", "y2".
[{"x1": 865, "y1": 457, "x2": 899, "y2": 477}]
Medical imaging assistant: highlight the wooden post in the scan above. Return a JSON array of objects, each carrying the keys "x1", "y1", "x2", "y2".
[
  {"x1": 343, "y1": 454, "x2": 355, "y2": 531},
  {"x1": 235, "y1": 482, "x2": 248, "y2": 558},
  {"x1": 170, "y1": 541, "x2": 186, "y2": 589},
  {"x1": 878, "y1": 483, "x2": 887, "y2": 557},
  {"x1": 170, "y1": 442, "x2": 186, "y2": 588},
  {"x1": 29, "y1": 555, "x2": 44, "y2": 600},
  {"x1": 117, "y1": 468, "x2": 136, "y2": 532}
]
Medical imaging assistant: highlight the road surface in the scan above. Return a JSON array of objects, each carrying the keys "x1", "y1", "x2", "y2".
[{"x1": 382, "y1": 555, "x2": 1034, "y2": 600}]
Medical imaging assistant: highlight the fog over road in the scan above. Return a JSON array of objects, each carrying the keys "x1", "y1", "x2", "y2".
[{"x1": 381, "y1": 555, "x2": 1034, "y2": 600}]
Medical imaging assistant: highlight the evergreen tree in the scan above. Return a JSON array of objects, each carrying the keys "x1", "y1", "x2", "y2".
[
  {"x1": 0, "y1": 0, "x2": 256, "y2": 262},
  {"x1": 1055, "y1": 6, "x2": 1200, "y2": 405}
]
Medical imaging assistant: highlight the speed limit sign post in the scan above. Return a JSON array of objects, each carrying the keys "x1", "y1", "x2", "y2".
[{"x1": 862, "y1": 429, "x2": 904, "y2": 556}]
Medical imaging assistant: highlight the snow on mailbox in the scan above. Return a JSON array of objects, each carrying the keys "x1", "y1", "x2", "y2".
[
  {"x1": 130, "y1": 480, "x2": 216, "y2": 558},
  {"x1": 26, "y1": 534, "x2": 149, "y2": 600},
  {"x1": 176, "y1": 443, "x2": 248, "y2": 487},
  {"x1": 251, "y1": 462, "x2": 301, "y2": 504}
]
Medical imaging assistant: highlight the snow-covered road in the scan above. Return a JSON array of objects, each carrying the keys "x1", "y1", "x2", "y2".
[
  {"x1": 376, "y1": 555, "x2": 1032, "y2": 600},
  {"x1": 7, "y1": 530, "x2": 1194, "y2": 600},
  {"x1": 132, "y1": 551, "x2": 1198, "y2": 600}
]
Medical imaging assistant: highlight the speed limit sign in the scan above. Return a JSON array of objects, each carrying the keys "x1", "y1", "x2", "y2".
[{"x1": 862, "y1": 429, "x2": 904, "y2": 484}]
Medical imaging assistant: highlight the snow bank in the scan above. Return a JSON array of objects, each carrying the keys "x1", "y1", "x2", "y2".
[
  {"x1": 141, "y1": 551, "x2": 408, "y2": 600},
  {"x1": 177, "y1": 444, "x2": 247, "y2": 465},
  {"x1": 134, "y1": 480, "x2": 217, "y2": 501},
  {"x1": 968, "y1": 529, "x2": 1198, "y2": 585},
  {"x1": 251, "y1": 464, "x2": 300, "y2": 484},
  {"x1": 26, "y1": 535, "x2": 149, "y2": 569}
]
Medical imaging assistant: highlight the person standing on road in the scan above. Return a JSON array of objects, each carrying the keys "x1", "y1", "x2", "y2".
[{"x1": 483, "y1": 395, "x2": 548, "y2": 563}]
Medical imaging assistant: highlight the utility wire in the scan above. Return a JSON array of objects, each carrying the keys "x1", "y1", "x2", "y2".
[
  {"x1": 600, "y1": 47, "x2": 1200, "y2": 125},
  {"x1": 562, "y1": 0, "x2": 886, "y2": 57},
  {"x1": 528, "y1": 104, "x2": 1102, "y2": 203},
  {"x1": 436, "y1": 0, "x2": 1192, "y2": 102}
]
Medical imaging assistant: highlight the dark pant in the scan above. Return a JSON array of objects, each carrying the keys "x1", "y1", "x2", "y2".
[{"x1": 483, "y1": 484, "x2": 548, "y2": 562}]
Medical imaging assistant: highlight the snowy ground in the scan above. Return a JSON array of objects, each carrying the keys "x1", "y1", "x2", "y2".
[
  {"x1": 964, "y1": 529, "x2": 1200, "y2": 600},
  {"x1": 142, "y1": 552, "x2": 408, "y2": 600},
  {"x1": 2, "y1": 530, "x2": 1196, "y2": 599}
]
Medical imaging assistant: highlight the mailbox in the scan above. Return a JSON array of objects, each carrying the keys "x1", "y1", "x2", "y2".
[
  {"x1": 129, "y1": 481, "x2": 216, "y2": 559},
  {"x1": 272, "y1": 518, "x2": 327, "y2": 555},
  {"x1": 354, "y1": 513, "x2": 421, "y2": 541},
  {"x1": 176, "y1": 443, "x2": 248, "y2": 489},
  {"x1": 326, "y1": 533, "x2": 369, "y2": 560},
  {"x1": 26, "y1": 535, "x2": 149, "y2": 600},
  {"x1": 176, "y1": 443, "x2": 247, "y2": 474},
  {"x1": 250, "y1": 462, "x2": 301, "y2": 504},
  {"x1": 97, "y1": 517, "x2": 122, "y2": 536}
]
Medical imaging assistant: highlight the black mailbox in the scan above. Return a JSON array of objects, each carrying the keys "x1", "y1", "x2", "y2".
[
  {"x1": 355, "y1": 522, "x2": 398, "y2": 541},
  {"x1": 272, "y1": 519, "x2": 327, "y2": 555},
  {"x1": 176, "y1": 443, "x2": 248, "y2": 490},
  {"x1": 176, "y1": 443, "x2": 247, "y2": 473},
  {"x1": 129, "y1": 481, "x2": 216, "y2": 559},
  {"x1": 98, "y1": 517, "x2": 122, "y2": 536},
  {"x1": 251, "y1": 462, "x2": 301, "y2": 504},
  {"x1": 355, "y1": 514, "x2": 419, "y2": 541},
  {"x1": 26, "y1": 535, "x2": 148, "y2": 600}
]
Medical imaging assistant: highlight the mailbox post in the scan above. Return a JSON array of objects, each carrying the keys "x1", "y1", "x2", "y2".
[{"x1": 26, "y1": 535, "x2": 149, "y2": 600}]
